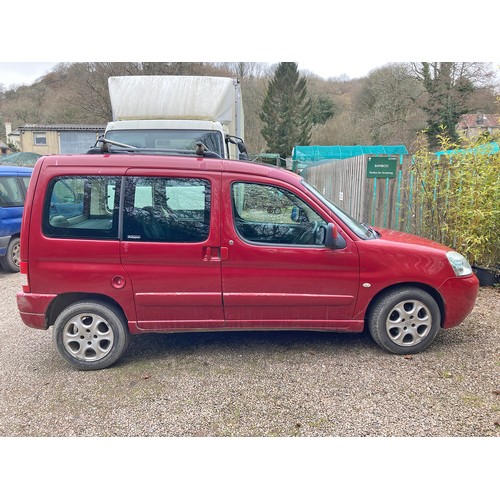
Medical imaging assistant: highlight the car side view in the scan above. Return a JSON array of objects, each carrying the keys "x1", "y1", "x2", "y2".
[{"x1": 16, "y1": 148, "x2": 479, "y2": 370}]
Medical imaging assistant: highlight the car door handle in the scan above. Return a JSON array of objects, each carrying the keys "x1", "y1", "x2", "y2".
[
  {"x1": 220, "y1": 247, "x2": 229, "y2": 261},
  {"x1": 203, "y1": 247, "x2": 229, "y2": 261}
]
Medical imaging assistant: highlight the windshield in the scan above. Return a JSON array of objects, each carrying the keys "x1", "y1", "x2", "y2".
[
  {"x1": 105, "y1": 129, "x2": 225, "y2": 157},
  {"x1": 301, "y1": 179, "x2": 377, "y2": 239}
]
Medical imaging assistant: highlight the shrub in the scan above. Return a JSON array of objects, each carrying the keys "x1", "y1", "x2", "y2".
[{"x1": 410, "y1": 134, "x2": 500, "y2": 268}]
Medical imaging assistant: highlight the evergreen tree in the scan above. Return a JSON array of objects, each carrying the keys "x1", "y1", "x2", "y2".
[
  {"x1": 259, "y1": 62, "x2": 313, "y2": 163},
  {"x1": 311, "y1": 95, "x2": 335, "y2": 125},
  {"x1": 418, "y1": 62, "x2": 478, "y2": 150}
]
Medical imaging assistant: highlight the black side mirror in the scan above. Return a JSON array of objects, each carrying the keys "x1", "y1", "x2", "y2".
[
  {"x1": 325, "y1": 222, "x2": 346, "y2": 249},
  {"x1": 237, "y1": 142, "x2": 248, "y2": 160},
  {"x1": 226, "y1": 135, "x2": 249, "y2": 160}
]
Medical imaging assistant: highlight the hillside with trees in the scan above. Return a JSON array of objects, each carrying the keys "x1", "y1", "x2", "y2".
[{"x1": 1, "y1": 61, "x2": 499, "y2": 155}]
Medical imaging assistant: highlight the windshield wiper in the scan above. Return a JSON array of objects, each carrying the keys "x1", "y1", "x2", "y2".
[{"x1": 361, "y1": 222, "x2": 380, "y2": 238}]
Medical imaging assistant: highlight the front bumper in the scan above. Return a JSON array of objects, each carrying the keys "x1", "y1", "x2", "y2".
[{"x1": 438, "y1": 274, "x2": 480, "y2": 329}]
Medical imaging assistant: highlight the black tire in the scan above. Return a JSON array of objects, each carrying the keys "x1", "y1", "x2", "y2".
[
  {"x1": 368, "y1": 287, "x2": 441, "y2": 354},
  {"x1": 53, "y1": 301, "x2": 130, "y2": 370},
  {"x1": 0, "y1": 236, "x2": 21, "y2": 273}
]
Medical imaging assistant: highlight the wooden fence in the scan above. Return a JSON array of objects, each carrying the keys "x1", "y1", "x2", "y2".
[{"x1": 301, "y1": 154, "x2": 417, "y2": 232}]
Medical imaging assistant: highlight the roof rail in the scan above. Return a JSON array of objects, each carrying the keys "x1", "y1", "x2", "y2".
[{"x1": 86, "y1": 136, "x2": 222, "y2": 159}]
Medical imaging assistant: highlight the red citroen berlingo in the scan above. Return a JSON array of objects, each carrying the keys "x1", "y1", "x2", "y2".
[{"x1": 16, "y1": 148, "x2": 479, "y2": 370}]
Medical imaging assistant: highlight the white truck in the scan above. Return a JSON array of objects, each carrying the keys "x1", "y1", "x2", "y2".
[{"x1": 102, "y1": 75, "x2": 248, "y2": 160}]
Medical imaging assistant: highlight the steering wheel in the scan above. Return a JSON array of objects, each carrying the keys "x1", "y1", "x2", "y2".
[{"x1": 293, "y1": 221, "x2": 319, "y2": 245}]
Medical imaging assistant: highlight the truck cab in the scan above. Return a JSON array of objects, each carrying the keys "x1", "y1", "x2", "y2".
[{"x1": 104, "y1": 119, "x2": 245, "y2": 159}]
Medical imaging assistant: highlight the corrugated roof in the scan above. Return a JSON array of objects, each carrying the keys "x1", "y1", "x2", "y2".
[{"x1": 19, "y1": 124, "x2": 106, "y2": 131}]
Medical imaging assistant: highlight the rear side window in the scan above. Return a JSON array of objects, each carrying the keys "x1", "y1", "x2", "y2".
[
  {"x1": 43, "y1": 176, "x2": 120, "y2": 239},
  {"x1": 123, "y1": 176, "x2": 210, "y2": 243},
  {"x1": 0, "y1": 177, "x2": 25, "y2": 207}
]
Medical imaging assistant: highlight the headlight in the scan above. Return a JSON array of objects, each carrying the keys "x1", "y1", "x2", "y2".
[{"x1": 446, "y1": 251, "x2": 473, "y2": 276}]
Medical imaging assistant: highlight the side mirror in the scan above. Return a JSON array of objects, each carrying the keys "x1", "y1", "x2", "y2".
[
  {"x1": 325, "y1": 222, "x2": 346, "y2": 249},
  {"x1": 227, "y1": 135, "x2": 249, "y2": 160},
  {"x1": 237, "y1": 142, "x2": 247, "y2": 154}
]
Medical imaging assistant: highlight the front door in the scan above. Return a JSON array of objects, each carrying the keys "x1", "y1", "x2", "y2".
[
  {"x1": 120, "y1": 169, "x2": 224, "y2": 331},
  {"x1": 220, "y1": 174, "x2": 360, "y2": 331}
]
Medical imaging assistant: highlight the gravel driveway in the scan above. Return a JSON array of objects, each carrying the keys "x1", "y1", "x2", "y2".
[{"x1": 0, "y1": 269, "x2": 498, "y2": 437}]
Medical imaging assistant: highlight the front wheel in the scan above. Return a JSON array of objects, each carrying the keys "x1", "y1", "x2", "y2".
[
  {"x1": 368, "y1": 287, "x2": 441, "y2": 354},
  {"x1": 53, "y1": 301, "x2": 130, "y2": 370}
]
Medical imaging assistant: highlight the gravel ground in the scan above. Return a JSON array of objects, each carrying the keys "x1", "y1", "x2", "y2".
[{"x1": 0, "y1": 269, "x2": 498, "y2": 437}]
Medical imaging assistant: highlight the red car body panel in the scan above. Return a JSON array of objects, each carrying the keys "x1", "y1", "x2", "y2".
[{"x1": 352, "y1": 228, "x2": 479, "y2": 326}]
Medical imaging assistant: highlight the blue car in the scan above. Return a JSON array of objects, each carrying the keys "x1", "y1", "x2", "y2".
[{"x1": 0, "y1": 165, "x2": 32, "y2": 272}]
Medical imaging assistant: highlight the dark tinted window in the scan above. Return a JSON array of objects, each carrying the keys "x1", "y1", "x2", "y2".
[
  {"x1": 43, "y1": 176, "x2": 120, "y2": 239},
  {"x1": 123, "y1": 176, "x2": 210, "y2": 243}
]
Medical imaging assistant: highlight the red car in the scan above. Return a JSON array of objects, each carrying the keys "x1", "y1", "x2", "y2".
[{"x1": 17, "y1": 152, "x2": 479, "y2": 370}]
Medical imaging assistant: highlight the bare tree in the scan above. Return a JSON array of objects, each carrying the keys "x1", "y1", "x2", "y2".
[
  {"x1": 215, "y1": 62, "x2": 272, "y2": 80},
  {"x1": 355, "y1": 63, "x2": 427, "y2": 147}
]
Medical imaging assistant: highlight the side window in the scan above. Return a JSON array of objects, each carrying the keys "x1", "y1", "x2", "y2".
[
  {"x1": 43, "y1": 176, "x2": 120, "y2": 239},
  {"x1": 123, "y1": 176, "x2": 210, "y2": 243},
  {"x1": 232, "y1": 182, "x2": 327, "y2": 246},
  {"x1": 20, "y1": 176, "x2": 31, "y2": 192},
  {"x1": 0, "y1": 177, "x2": 24, "y2": 207}
]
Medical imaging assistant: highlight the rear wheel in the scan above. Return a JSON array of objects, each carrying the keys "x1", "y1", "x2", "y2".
[
  {"x1": 53, "y1": 301, "x2": 130, "y2": 370},
  {"x1": 368, "y1": 287, "x2": 441, "y2": 354},
  {"x1": 0, "y1": 236, "x2": 20, "y2": 273}
]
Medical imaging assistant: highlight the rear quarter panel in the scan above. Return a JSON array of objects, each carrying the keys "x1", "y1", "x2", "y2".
[{"x1": 20, "y1": 157, "x2": 137, "y2": 323}]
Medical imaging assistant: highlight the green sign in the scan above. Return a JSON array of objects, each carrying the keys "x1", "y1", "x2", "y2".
[{"x1": 367, "y1": 156, "x2": 397, "y2": 178}]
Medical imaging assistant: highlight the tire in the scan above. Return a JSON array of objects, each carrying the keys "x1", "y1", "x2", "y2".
[
  {"x1": 368, "y1": 287, "x2": 441, "y2": 354},
  {"x1": 0, "y1": 236, "x2": 21, "y2": 273},
  {"x1": 53, "y1": 301, "x2": 130, "y2": 370}
]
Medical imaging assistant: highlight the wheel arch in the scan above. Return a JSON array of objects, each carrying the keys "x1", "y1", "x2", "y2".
[
  {"x1": 46, "y1": 293, "x2": 126, "y2": 328},
  {"x1": 364, "y1": 282, "x2": 445, "y2": 328}
]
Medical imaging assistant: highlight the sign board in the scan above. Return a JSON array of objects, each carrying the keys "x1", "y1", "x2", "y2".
[{"x1": 367, "y1": 156, "x2": 398, "y2": 178}]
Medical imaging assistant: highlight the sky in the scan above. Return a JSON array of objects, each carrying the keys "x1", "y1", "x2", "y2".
[
  {"x1": 3, "y1": 60, "x2": 499, "y2": 89},
  {"x1": 0, "y1": 60, "x2": 393, "y2": 88},
  {"x1": 0, "y1": 62, "x2": 59, "y2": 87}
]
